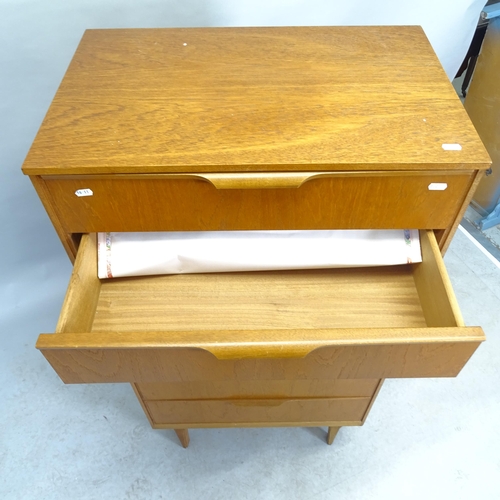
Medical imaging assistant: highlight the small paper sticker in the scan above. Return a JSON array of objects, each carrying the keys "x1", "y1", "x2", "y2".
[
  {"x1": 428, "y1": 183, "x2": 448, "y2": 191},
  {"x1": 442, "y1": 143, "x2": 462, "y2": 151},
  {"x1": 75, "y1": 188, "x2": 93, "y2": 197}
]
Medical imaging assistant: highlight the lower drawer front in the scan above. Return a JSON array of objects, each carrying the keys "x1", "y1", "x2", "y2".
[
  {"x1": 42, "y1": 172, "x2": 472, "y2": 232},
  {"x1": 145, "y1": 397, "x2": 371, "y2": 426},
  {"x1": 136, "y1": 379, "x2": 380, "y2": 400}
]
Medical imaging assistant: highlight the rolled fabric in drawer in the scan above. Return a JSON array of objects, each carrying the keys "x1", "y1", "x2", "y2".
[{"x1": 97, "y1": 230, "x2": 421, "y2": 279}]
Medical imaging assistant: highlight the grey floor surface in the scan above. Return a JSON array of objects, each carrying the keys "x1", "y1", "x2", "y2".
[{"x1": 1, "y1": 228, "x2": 499, "y2": 500}]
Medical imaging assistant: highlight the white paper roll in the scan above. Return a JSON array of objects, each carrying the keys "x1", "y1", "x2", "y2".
[{"x1": 97, "y1": 230, "x2": 421, "y2": 279}]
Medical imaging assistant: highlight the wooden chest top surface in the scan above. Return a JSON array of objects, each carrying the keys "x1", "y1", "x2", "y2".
[{"x1": 22, "y1": 26, "x2": 490, "y2": 176}]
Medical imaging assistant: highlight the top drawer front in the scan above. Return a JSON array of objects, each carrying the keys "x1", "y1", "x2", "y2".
[{"x1": 43, "y1": 172, "x2": 472, "y2": 233}]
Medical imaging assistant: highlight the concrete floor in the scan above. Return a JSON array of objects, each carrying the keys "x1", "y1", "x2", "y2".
[{"x1": 1, "y1": 228, "x2": 499, "y2": 500}]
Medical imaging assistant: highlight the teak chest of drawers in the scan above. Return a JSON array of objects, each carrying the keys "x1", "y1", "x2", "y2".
[{"x1": 22, "y1": 26, "x2": 491, "y2": 449}]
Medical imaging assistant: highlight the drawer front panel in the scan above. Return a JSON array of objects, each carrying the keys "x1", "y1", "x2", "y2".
[
  {"x1": 136, "y1": 379, "x2": 380, "y2": 401},
  {"x1": 38, "y1": 337, "x2": 483, "y2": 384},
  {"x1": 145, "y1": 397, "x2": 371, "y2": 425},
  {"x1": 43, "y1": 173, "x2": 473, "y2": 232}
]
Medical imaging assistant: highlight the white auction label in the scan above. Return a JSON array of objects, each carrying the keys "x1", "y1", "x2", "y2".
[
  {"x1": 428, "y1": 183, "x2": 448, "y2": 191},
  {"x1": 75, "y1": 188, "x2": 93, "y2": 197},
  {"x1": 442, "y1": 143, "x2": 462, "y2": 151}
]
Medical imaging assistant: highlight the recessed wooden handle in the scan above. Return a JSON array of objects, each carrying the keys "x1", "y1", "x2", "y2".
[
  {"x1": 227, "y1": 399, "x2": 288, "y2": 407},
  {"x1": 192, "y1": 172, "x2": 325, "y2": 189}
]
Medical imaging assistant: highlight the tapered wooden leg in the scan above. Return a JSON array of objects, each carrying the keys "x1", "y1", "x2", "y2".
[
  {"x1": 327, "y1": 426, "x2": 340, "y2": 445},
  {"x1": 175, "y1": 429, "x2": 190, "y2": 448}
]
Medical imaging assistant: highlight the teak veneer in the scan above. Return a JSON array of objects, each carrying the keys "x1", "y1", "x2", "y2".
[{"x1": 23, "y1": 26, "x2": 490, "y2": 448}]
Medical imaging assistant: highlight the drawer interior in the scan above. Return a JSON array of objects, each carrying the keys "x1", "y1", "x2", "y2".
[
  {"x1": 65, "y1": 229, "x2": 462, "y2": 334},
  {"x1": 38, "y1": 229, "x2": 484, "y2": 384},
  {"x1": 94, "y1": 265, "x2": 427, "y2": 331}
]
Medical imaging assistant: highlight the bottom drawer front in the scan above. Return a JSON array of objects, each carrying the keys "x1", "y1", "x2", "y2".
[{"x1": 145, "y1": 397, "x2": 371, "y2": 425}]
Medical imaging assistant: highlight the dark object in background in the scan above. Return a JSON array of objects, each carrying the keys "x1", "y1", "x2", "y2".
[{"x1": 455, "y1": 23, "x2": 488, "y2": 97}]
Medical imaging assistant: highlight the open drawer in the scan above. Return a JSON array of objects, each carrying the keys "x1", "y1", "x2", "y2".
[{"x1": 37, "y1": 230, "x2": 484, "y2": 384}]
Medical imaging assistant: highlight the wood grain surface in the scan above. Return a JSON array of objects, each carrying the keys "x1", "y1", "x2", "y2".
[
  {"x1": 135, "y1": 379, "x2": 380, "y2": 401},
  {"x1": 36, "y1": 332, "x2": 483, "y2": 383},
  {"x1": 327, "y1": 426, "x2": 340, "y2": 445},
  {"x1": 22, "y1": 27, "x2": 490, "y2": 175},
  {"x1": 414, "y1": 230, "x2": 464, "y2": 327},
  {"x1": 145, "y1": 397, "x2": 371, "y2": 426},
  {"x1": 91, "y1": 266, "x2": 427, "y2": 332},
  {"x1": 30, "y1": 176, "x2": 78, "y2": 261},
  {"x1": 174, "y1": 429, "x2": 190, "y2": 448},
  {"x1": 42, "y1": 172, "x2": 473, "y2": 232},
  {"x1": 55, "y1": 233, "x2": 100, "y2": 333}
]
